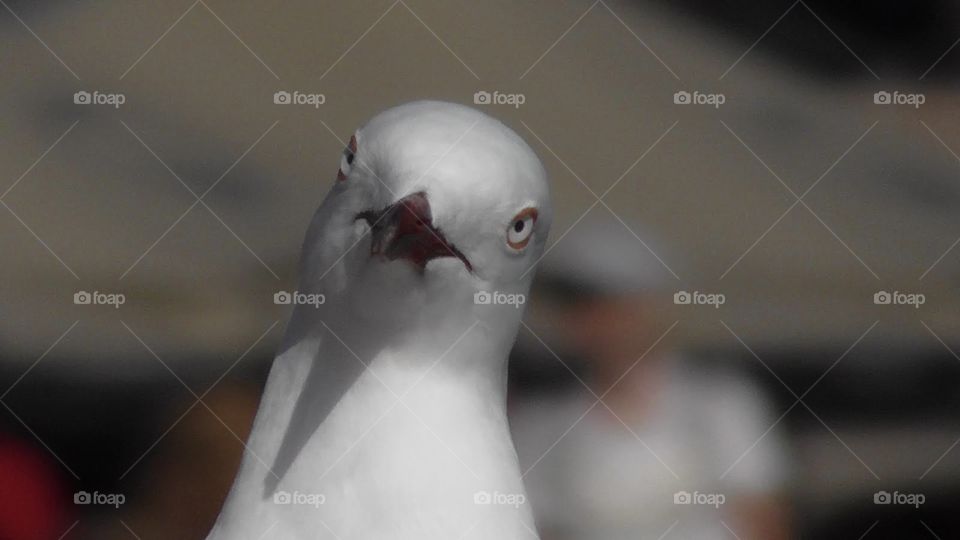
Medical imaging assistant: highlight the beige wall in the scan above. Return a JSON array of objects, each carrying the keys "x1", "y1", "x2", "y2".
[{"x1": 2, "y1": 0, "x2": 958, "y2": 370}]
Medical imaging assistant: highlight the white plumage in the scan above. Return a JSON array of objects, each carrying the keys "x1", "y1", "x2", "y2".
[{"x1": 208, "y1": 101, "x2": 552, "y2": 539}]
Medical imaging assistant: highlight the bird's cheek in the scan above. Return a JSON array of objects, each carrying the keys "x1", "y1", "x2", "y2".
[{"x1": 462, "y1": 256, "x2": 497, "y2": 287}]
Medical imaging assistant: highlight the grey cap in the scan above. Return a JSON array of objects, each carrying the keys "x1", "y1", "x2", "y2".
[{"x1": 537, "y1": 214, "x2": 675, "y2": 295}]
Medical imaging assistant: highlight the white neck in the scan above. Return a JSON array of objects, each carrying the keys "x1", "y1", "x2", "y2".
[{"x1": 210, "y1": 299, "x2": 536, "y2": 539}]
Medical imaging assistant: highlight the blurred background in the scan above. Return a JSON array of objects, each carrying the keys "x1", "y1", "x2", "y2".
[{"x1": 2, "y1": 0, "x2": 960, "y2": 538}]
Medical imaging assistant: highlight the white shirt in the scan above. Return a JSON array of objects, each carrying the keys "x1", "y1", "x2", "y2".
[{"x1": 511, "y1": 357, "x2": 788, "y2": 540}]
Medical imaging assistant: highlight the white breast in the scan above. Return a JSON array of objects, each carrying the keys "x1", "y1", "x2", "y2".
[{"x1": 209, "y1": 341, "x2": 535, "y2": 540}]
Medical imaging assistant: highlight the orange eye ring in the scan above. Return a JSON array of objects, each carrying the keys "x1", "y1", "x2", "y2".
[{"x1": 506, "y1": 207, "x2": 538, "y2": 250}]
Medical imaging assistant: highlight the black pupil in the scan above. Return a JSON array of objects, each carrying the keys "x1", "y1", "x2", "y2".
[
  {"x1": 514, "y1": 220, "x2": 524, "y2": 233},
  {"x1": 346, "y1": 151, "x2": 354, "y2": 165}
]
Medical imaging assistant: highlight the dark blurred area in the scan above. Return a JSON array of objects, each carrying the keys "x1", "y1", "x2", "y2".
[
  {"x1": 665, "y1": 0, "x2": 960, "y2": 80},
  {"x1": 3, "y1": 0, "x2": 960, "y2": 538}
]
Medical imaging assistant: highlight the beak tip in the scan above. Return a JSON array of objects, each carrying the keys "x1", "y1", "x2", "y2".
[{"x1": 364, "y1": 192, "x2": 471, "y2": 272}]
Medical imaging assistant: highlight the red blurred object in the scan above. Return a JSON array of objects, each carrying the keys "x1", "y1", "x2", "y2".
[{"x1": 0, "y1": 434, "x2": 69, "y2": 540}]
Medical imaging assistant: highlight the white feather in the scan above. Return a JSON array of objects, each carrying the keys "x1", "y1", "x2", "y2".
[{"x1": 209, "y1": 101, "x2": 551, "y2": 539}]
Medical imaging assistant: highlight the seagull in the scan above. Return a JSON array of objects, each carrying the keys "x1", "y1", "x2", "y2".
[{"x1": 208, "y1": 101, "x2": 552, "y2": 539}]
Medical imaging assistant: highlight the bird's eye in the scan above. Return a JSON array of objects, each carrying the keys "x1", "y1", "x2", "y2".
[
  {"x1": 337, "y1": 134, "x2": 358, "y2": 182},
  {"x1": 506, "y1": 207, "x2": 538, "y2": 250}
]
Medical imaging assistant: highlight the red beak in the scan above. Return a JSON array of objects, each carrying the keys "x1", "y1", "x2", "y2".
[{"x1": 361, "y1": 192, "x2": 472, "y2": 272}]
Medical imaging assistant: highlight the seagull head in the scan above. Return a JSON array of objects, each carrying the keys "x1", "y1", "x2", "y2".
[{"x1": 303, "y1": 101, "x2": 551, "y2": 329}]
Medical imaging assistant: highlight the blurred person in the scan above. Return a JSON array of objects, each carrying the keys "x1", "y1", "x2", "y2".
[{"x1": 511, "y1": 217, "x2": 791, "y2": 540}]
